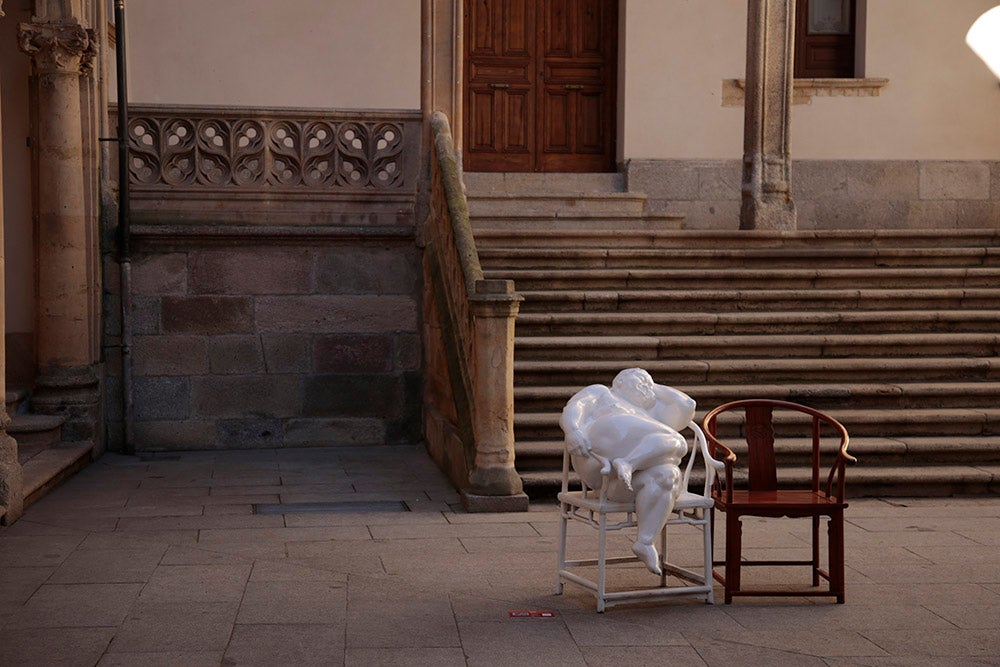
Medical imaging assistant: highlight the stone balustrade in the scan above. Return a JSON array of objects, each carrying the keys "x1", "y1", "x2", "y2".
[{"x1": 421, "y1": 112, "x2": 527, "y2": 512}]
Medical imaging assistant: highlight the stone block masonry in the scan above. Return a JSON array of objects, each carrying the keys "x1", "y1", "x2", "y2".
[
  {"x1": 100, "y1": 106, "x2": 424, "y2": 452},
  {"x1": 108, "y1": 236, "x2": 422, "y2": 451},
  {"x1": 628, "y1": 159, "x2": 1000, "y2": 230}
]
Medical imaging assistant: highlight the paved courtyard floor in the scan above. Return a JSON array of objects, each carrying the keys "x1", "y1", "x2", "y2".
[{"x1": 1, "y1": 445, "x2": 999, "y2": 666}]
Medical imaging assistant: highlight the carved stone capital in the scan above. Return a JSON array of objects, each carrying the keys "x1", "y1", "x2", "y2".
[{"x1": 18, "y1": 20, "x2": 97, "y2": 74}]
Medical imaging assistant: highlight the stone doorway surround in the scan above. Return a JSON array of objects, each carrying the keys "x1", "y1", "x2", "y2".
[{"x1": 423, "y1": 0, "x2": 802, "y2": 229}]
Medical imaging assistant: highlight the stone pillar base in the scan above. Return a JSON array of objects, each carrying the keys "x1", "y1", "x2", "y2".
[
  {"x1": 461, "y1": 491, "x2": 530, "y2": 513},
  {"x1": 740, "y1": 198, "x2": 797, "y2": 231},
  {"x1": 31, "y1": 366, "x2": 101, "y2": 442},
  {"x1": 0, "y1": 430, "x2": 24, "y2": 525}
]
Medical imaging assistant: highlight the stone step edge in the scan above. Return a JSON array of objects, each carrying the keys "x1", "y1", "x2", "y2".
[
  {"x1": 515, "y1": 358, "x2": 1000, "y2": 371},
  {"x1": 473, "y1": 227, "x2": 1000, "y2": 246},
  {"x1": 515, "y1": 382, "x2": 1000, "y2": 398},
  {"x1": 515, "y1": 309, "x2": 1000, "y2": 322},
  {"x1": 515, "y1": 333, "x2": 1000, "y2": 348},
  {"x1": 519, "y1": 465, "x2": 1000, "y2": 498},
  {"x1": 8, "y1": 413, "x2": 67, "y2": 434},
  {"x1": 515, "y1": 408, "x2": 1000, "y2": 426},
  {"x1": 487, "y1": 267, "x2": 1000, "y2": 278},
  {"x1": 22, "y1": 442, "x2": 93, "y2": 509},
  {"x1": 517, "y1": 287, "x2": 1000, "y2": 300},
  {"x1": 514, "y1": 436, "x2": 1000, "y2": 458}
]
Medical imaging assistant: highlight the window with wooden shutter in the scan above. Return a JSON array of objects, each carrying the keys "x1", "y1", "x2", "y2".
[{"x1": 795, "y1": 0, "x2": 857, "y2": 78}]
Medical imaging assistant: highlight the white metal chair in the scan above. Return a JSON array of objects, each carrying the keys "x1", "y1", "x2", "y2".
[{"x1": 555, "y1": 421, "x2": 724, "y2": 612}]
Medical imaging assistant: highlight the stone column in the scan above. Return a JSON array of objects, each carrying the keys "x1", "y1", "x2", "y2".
[
  {"x1": 18, "y1": 19, "x2": 100, "y2": 439},
  {"x1": 464, "y1": 279, "x2": 528, "y2": 512},
  {"x1": 740, "y1": 0, "x2": 797, "y2": 231},
  {"x1": 0, "y1": 2, "x2": 25, "y2": 525}
]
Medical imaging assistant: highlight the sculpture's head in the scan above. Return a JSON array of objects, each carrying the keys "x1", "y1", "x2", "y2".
[{"x1": 611, "y1": 368, "x2": 656, "y2": 410}]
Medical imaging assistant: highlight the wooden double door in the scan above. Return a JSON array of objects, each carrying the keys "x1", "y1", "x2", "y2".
[{"x1": 464, "y1": 0, "x2": 618, "y2": 173}]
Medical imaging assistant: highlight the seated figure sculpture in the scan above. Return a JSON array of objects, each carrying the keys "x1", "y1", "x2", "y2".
[{"x1": 559, "y1": 368, "x2": 696, "y2": 575}]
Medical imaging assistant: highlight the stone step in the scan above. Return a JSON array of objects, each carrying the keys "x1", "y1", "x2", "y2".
[
  {"x1": 464, "y1": 171, "x2": 626, "y2": 194},
  {"x1": 475, "y1": 228, "x2": 1000, "y2": 250},
  {"x1": 514, "y1": 436, "x2": 1000, "y2": 470},
  {"x1": 515, "y1": 408, "x2": 1000, "y2": 441},
  {"x1": 472, "y1": 216, "x2": 685, "y2": 232},
  {"x1": 513, "y1": 310, "x2": 1000, "y2": 336},
  {"x1": 480, "y1": 246, "x2": 1000, "y2": 270},
  {"x1": 515, "y1": 288, "x2": 1000, "y2": 313},
  {"x1": 5, "y1": 386, "x2": 28, "y2": 419},
  {"x1": 467, "y1": 192, "x2": 650, "y2": 219},
  {"x1": 514, "y1": 382, "x2": 1000, "y2": 412},
  {"x1": 488, "y1": 267, "x2": 1000, "y2": 290},
  {"x1": 519, "y1": 463, "x2": 1000, "y2": 498},
  {"x1": 515, "y1": 357, "x2": 1000, "y2": 387},
  {"x1": 514, "y1": 333, "x2": 1000, "y2": 361},
  {"x1": 21, "y1": 442, "x2": 94, "y2": 509},
  {"x1": 9, "y1": 413, "x2": 65, "y2": 449}
]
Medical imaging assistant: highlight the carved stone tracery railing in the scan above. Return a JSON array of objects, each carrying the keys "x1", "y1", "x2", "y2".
[{"x1": 128, "y1": 108, "x2": 414, "y2": 191}]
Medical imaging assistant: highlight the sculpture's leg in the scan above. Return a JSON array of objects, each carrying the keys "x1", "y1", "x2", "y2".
[
  {"x1": 631, "y1": 465, "x2": 680, "y2": 575},
  {"x1": 611, "y1": 431, "x2": 686, "y2": 491}
]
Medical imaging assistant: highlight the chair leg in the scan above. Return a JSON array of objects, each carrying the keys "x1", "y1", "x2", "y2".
[
  {"x1": 597, "y1": 511, "x2": 608, "y2": 613},
  {"x1": 812, "y1": 515, "x2": 821, "y2": 587},
  {"x1": 556, "y1": 504, "x2": 568, "y2": 595},
  {"x1": 725, "y1": 513, "x2": 742, "y2": 604},
  {"x1": 659, "y1": 526, "x2": 668, "y2": 588},
  {"x1": 703, "y1": 513, "x2": 714, "y2": 604},
  {"x1": 829, "y1": 509, "x2": 846, "y2": 604}
]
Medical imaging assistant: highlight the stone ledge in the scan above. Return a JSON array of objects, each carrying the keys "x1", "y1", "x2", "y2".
[
  {"x1": 131, "y1": 224, "x2": 416, "y2": 248},
  {"x1": 723, "y1": 77, "x2": 890, "y2": 106},
  {"x1": 460, "y1": 491, "x2": 530, "y2": 513}
]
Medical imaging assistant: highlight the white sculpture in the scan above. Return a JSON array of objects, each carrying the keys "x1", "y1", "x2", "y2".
[{"x1": 559, "y1": 368, "x2": 696, "y2": 575}]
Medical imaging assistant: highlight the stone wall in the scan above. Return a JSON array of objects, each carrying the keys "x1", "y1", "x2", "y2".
[
  {"x1": 627, "y1": 159, "x2": 1000, "y2": 230},
  {"x1": 102, "y1": 106, "x2": 423, "y2": 451},
  {"x1": 109, "y1": 231, "x2": 421, "y2": 450}
]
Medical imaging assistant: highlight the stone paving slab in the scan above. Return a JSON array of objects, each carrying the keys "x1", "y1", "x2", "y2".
[{"x1": 1, "y1": 445, "x2": 999, "y2": 665}]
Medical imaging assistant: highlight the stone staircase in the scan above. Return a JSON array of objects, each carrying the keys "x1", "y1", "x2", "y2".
[
  {"x1": 5, "y1": 386, "x2": 93, "y2": 509},
  {"x1": 467, "y1": 176, "x2": 1000, "y2": 498}
]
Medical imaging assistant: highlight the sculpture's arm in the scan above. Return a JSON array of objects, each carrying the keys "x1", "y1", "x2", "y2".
[
  {"x1": 560, "y1": 387, "x2": 600, "y2": 456},
  {"x1": 648, "y1": 383, "x2": 697, "y2": 431}
]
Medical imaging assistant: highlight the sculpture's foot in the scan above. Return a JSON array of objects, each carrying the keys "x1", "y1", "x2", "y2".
[
  {"x1": 612, "y1": 458, "x2": 634, "y2": 491},
  {"x1": 632, "y1": 541, "x2": 662, "y2": 575}
]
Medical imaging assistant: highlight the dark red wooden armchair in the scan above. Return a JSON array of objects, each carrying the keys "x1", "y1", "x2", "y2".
[{"x1": 702, "y1": 399, "x2": 856, "y2": 604}]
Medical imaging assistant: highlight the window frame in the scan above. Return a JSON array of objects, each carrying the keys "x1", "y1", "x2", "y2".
[{"x1": 794, "y1": 0, "x2": 858, "y2": 79}]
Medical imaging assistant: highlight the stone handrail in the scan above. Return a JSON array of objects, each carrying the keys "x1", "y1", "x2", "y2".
[{"x1": 422, "y1": 111, "x2": 526, "y2": 511}]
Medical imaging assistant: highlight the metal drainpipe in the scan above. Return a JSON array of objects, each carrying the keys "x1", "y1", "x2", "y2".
[{"x1": 114, "y1": 0, "x2": 134, "y2": 455}]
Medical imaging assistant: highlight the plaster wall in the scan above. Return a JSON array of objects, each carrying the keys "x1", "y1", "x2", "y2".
[
  {"x1": 622, "y1": 0, "x2": 1000, "y2": 161},
  {"x1": 123, "y1": 0, "x2": 421, "y2": 110}
]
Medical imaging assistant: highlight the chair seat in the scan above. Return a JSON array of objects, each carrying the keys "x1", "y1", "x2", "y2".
[
  {"x1": 715, "y1": 489, "x2": 846, "y2": 517},
  {"x1": 557, "y1": 491, "x2": 634, "y2": 514},
  {"x1": 675, "y1": 491, "x2": 714, "y2": 511},
  {"x1": 559, "y1": 489, "x2": 713, "y2": 515}
]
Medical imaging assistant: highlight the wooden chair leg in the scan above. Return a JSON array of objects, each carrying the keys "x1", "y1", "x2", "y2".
[
  {"x1": 725, "y1": 513, "x2": 742, "y2": 604},
  {"x1": 812, "y1": 515, "x2": 821, "y2": 587},
  {"x1": 829, "y1": 509, "x2": 846, "y2": 603}
]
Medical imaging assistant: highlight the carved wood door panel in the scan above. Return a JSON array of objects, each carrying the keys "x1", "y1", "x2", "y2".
[{"x1": 464, "y1": 0, "x2": 617, "y2": 173}]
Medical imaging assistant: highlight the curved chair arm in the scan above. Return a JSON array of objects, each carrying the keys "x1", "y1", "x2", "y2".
[
  {"x1": 701, "y1": 412, "x2": 738, "y2": 504},
  {"x1": 686, "y1": 421, "x2": 726, "y2": 498}
]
